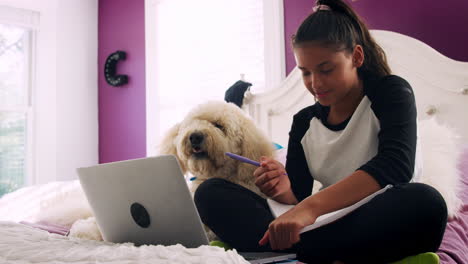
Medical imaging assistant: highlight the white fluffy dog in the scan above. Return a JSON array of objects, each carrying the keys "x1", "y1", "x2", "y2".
[
  {"x1": 158, "y1": 101, "x2": 274, "y2": 197},
  {"x1": 158, "y1": 101, "x2": 274, "y2": 241}
]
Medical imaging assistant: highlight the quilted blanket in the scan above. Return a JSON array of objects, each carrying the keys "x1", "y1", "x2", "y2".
[{"x1": 0, "y1": 221, "x2": 248, "y2": 264}]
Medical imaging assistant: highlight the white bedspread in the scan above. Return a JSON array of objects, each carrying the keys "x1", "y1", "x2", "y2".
[{"x1": 0, "y1": 221, "x2": 249, "y2": 264}]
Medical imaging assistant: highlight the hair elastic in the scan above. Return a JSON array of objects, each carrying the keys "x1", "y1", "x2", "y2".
[{"x1": 313, "y1": 4, "x2": 331, "y2": 12}]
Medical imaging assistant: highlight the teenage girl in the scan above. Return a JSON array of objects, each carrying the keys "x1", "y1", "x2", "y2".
[{"x1": 195, "y1": 1, "x2": 447, "y2": 263}]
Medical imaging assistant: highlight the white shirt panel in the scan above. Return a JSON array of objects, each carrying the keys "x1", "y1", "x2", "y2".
[{"x1": 301, "y1": 96, "x2": 380, "y2": 189}]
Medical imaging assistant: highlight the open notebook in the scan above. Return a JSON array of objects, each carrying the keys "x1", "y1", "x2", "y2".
[{"x1": 267, "y1": 185, "x2": 393, "y2": 233}]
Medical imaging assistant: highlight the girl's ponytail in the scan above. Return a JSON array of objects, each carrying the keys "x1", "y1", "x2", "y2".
[{"x1": 292, "y1": 0, "x2": 391, "y2": 79}]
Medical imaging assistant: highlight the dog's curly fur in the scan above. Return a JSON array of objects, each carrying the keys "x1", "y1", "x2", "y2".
[{"x1": 159, "y1": 101, "x2": 274, "y2": 197}]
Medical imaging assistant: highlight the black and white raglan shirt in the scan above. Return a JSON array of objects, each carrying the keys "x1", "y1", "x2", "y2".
[{"x1": 285, "y1": 75, "x2": 422, "y2": 202}]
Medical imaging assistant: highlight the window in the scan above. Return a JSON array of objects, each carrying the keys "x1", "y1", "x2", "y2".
[
  {"x1": 145, "y1": 0, "x2": 285, "y2": 154},
  {"x1": 0, "y1": 6, "x2": 38, "y2": 197}
]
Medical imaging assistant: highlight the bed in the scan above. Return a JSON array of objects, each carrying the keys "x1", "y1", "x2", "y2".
[
  {"x1": 1, "y1": 30, "x2": 467, "y2": 263},
  {"x1": 243, "y1": 30, "x2": 468, "y2": 263}
]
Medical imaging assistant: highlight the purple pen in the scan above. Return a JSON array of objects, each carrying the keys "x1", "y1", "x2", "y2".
[
  {"x1": 225, "y1": 152, "x2": 260, "y2": 167},
  {"x1": 225, "y1": 152, "x2": 288, "y2": 176}
]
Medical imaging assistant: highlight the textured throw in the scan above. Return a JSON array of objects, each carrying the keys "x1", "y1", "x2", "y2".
[{"x1": 0, "y1": 221, "x2": 248, "y2": 264}]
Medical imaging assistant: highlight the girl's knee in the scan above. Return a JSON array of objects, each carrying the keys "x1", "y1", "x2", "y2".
[
  {"x1": 403, "y1": 183, "x2": 448, "y2": 241},
  {"x1": 194, "y1": 178, "x2": 247, "y2": 213},
  {"x1": 407, "y1": 183, "x2": 447, "y2": 213},
  {"x1": 194, "y1": 178, "x2": 228, "y2": 208}
]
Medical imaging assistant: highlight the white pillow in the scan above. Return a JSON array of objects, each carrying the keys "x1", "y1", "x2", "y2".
[
  {"x1": 418, "y1": 118, "x2": 462, "y2": 218},
  {"x1": 0, "y1": 180, "x2": 93, "y2": 226}
]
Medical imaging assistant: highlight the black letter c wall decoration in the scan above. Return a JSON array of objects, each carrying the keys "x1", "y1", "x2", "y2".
[{"x1": 104, "y1": 50, "x2": 128, "y2": 86}]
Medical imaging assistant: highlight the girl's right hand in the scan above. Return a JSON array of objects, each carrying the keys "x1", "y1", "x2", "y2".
[{"x1": 253, "y1": 157, "x2": 291, "y2": 198}]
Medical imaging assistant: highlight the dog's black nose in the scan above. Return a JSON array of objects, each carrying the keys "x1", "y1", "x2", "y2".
[{"x1": 189, "y1": 132, "x2": 204, "y2": 145}]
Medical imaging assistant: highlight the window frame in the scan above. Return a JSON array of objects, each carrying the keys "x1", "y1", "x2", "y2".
[{"x1": 0, "y1": 17, "x2": 37, "y2": 187}]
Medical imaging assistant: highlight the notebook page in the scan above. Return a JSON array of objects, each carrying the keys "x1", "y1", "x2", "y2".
[{"x1": 266, "y1": 185, "x2": 392, "y2": 234}]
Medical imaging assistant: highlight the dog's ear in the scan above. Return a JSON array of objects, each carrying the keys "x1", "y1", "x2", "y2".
[
  {"x1": 237, "y1": 117, "x2": 274, "y2": 182},
  {"x1": 239, "y1": 117, "x2": 274, "y2": 163},
  {"x1": 157, "y1": 123, "x2": 187, "y2": 173}
]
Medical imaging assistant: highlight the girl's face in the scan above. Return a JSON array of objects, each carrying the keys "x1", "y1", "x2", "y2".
[{"x1": 293, "y1": 43, "x2": 363, "y2": 108}]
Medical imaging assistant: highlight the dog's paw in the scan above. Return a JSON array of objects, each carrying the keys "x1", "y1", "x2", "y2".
[
  {"x1": 206, "y1": 229, "x2": 219, "y2": 242},
  {"x1": 203, "y1": 224, "x2": 219, "y2": 242},
  {"x1": 69, "y1": 217, "x2": 103, "y2": 241}
]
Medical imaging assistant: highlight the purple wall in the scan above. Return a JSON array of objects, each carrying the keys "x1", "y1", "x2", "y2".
[
  {"x1": 283, "y1": 0, "x2": 468, "y2": 75},
  {"x1": 283, "y1": 0, "x2": 312, "y2": 76},
  {"x1": 98, "y1": 0, "x2": 146, "y2": 163}
]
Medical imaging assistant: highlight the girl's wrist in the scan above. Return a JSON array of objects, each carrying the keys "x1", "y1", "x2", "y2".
[
  {"x1": 298, "y1": 195, "x2": 326, "y2": 218},
  {"x1": 273, "y1": 189, "x2": 298, "y2": 205}
]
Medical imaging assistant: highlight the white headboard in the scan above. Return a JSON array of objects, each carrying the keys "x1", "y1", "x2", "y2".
[{"x1": 243, "y1": 30, "x2": 468, "y2": 147}]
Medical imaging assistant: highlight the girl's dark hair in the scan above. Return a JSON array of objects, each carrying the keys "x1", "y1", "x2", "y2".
[{"x1": 292, "y1": 0, "x2": 391, "y2": 79}]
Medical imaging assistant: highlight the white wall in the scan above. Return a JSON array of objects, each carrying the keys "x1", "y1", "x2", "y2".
[
  {"x1": 0, "y1": 0, "x2": 98, "y2": 183},
  {"x1": 55, "y1": 0, "x2": 98, "y2": 181}
]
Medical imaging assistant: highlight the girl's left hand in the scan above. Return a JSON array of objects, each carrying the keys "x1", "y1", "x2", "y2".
[{"x1": 259, "y1": 205, "x2": 318, "y2": 250}]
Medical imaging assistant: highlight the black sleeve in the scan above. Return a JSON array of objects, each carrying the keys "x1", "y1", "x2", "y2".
[
  {"x1": 285, "y1": 106, "x2": 315, "y2": 202},
  {"x1": 358, "y1": 75, "x2": 417, "y2": 187}
]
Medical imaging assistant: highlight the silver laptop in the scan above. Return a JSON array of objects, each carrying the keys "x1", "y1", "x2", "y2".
[
  {"x1": 77, "y1": 155, "x2": 297, "y2": 263},
  {"x1": 77, "y1": 155, "x2": 209, "y2": 248}
]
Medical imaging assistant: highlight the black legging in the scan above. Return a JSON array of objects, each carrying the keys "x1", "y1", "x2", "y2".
[{"x1": 194, "y1": 178, "x2": 447, "y2": 264}]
